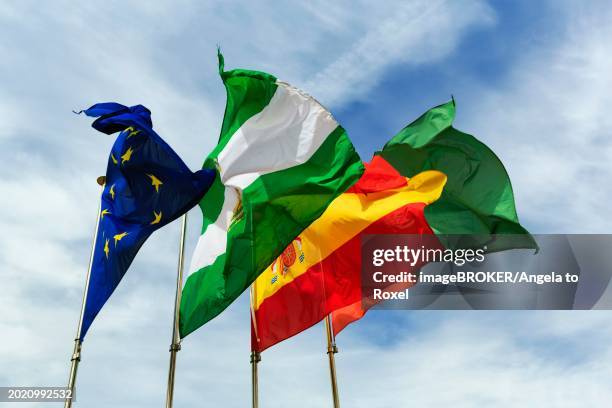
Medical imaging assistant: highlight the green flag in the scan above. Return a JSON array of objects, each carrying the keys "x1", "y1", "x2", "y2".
[
  {"x1": 179, "y1": 54, "x2": 363, "y2": 337},
  {"x1": 379, "y1": 99, "x2": 537, "y2": 251}
]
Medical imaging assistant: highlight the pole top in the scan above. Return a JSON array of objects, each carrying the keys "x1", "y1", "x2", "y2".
[
  {"x1": 96, "y1": 176, "x2": 106, "y2": 186},
  {"x1": 250, "y1": 351, "x2": 262, "y2": 363}
]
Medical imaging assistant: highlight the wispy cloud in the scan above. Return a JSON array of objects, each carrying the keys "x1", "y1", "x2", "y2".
[
  {"x1": 305, "y1": 0, "x2": 495, "y2": 107},
  {"x1": 458, "y1": 1, "x2": 612, "y2": 233},
  {"x1": 1, "y1": 1, "x2": 611, "y2": 407}
]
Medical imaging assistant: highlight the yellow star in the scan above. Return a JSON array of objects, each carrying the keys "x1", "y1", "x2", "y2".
[
  {"x1": 121, "y1": 146, "x2": 134, "y2": 164},
  {"x1": 109, "y1": 184, "x2": 115, "y2": 200},
  {"x1": 113, "y1": 231, "x2": 128, "y2": 247},
  {"x1": 104, "y1": 238, "x2": 110, "y2": 259},
  {"x1": 126, "y1": 126, "x2": 141, "y2": 138},
  {"x1": 150, "y1": 210, "x2": 162, "y2": 225},
  {"x1": 147, "y1": 174, "x2": 163, "y2": 193},
  {"x1": 110, "y1": 153, "x2": 118, "y2": 165},
  {"x1": 100, "y1": 208, "x2": 111, "y2": 219}
]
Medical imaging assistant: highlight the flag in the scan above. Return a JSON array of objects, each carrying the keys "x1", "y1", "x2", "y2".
[
  {"x1": 251, "y1": 99, "x2": 536, "y2": 347},
  {"x1": 78, "y1": 103, "x2": 215, "y2": 339},
  {"x1": 178, "y1": 53, "x2": 364, "y2": 337},
  {"x1": 251, "y1": 158, "x2": 446, "y2": 352},
  {"x1": 332, "y1": 99, "x2": 538, "y2": 334},
  {"x1": 379, "y1": 99, "x2": 537, "y2": 251}
]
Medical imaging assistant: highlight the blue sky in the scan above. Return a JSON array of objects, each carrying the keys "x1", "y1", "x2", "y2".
[
  {"x1": 336, "y1": 0, "x2": 557, "y2": 155},
  {"x1": 1, "y1": 1, "x2": 612, "y2": 407}
]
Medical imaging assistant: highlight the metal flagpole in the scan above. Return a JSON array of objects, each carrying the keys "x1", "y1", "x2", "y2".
[
  {"x1": 64, "y1": 176, "x2": 106, "y2": 408},
  {"x1": 250, "y1": 350, "x2": 261, "y2": 408},
  {"x1": 250, "y1": 285, "x2": 261, "y2": 408},
  {"x1": 248, "y1": 187, "x2": 261, "y2": 408},
  {"x1": 324, "y1": 315, "x2": 341, "y2": 408},
  {"x1": 165, "y1": 213, "x2": 188, "y2": 408}
]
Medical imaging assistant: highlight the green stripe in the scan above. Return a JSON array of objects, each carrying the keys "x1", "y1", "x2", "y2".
[
  {"x1": 199, "y1": 54, "x2": 279, "y2": 235},
  {"x1": 379, "y1": 100, "x2": 536, "y2": 252},
  {"x1": 384, "y1": 99, "x2": 455, "y2": 149},
  {"x1": 180, "y1": 126, "x2": 363, "y2": 337},
  {"x1": 206, "y1": 52, "x2": 277, "y2": 167},
  {"x1": 197, "y1": 175, "x2": 224, "y2": 235}
]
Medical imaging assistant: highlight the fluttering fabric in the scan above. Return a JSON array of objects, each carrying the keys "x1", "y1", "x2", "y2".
[{"x1": 78, "y1": 103, "x2": 215, "y2": 339}]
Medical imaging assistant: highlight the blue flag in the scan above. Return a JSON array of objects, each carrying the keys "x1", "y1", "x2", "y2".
[{"x1": 77, "y1": 103, "x2": 215, "y2": 339}]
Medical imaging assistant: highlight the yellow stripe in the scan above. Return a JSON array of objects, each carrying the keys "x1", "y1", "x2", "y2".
[{"x1": 253, "y1": 170, "x2": 447, "y2": 309}]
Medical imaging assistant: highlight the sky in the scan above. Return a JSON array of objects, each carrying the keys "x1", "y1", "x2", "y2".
[{"x1": 1, "y1": 0, "x2": 612, "y2": 406}]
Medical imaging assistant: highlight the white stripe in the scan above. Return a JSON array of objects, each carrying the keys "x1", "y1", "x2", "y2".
[
  {"x1": 189, "y1": 81, "x2": 337, "y2": 275},
  {"x1": 216, "y1": 81, "x2": 338, "y2": 190},
  {"x1": 188, "y1": 187, "x2": 238, "y2": 273}
]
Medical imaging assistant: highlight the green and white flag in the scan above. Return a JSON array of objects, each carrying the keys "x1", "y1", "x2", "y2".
[{"x1": 179, "y1": 53, "x2": 363, "y2": 337}]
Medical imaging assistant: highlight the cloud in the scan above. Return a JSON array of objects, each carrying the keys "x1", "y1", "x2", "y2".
[
  {"x1": 305, "y1": 0, "x2": 495, "y2": 107},
  {"x1": 460, "y1": 0, "x2": 612, "y2": 233},
  {"x1": 329, "y1": 312, "x2": 612, "y2": 407},
  {"x1": 1, "y1": 1, "x2": 611, "y2": 407},
  {"x1": 0, "y1": 2, "x2": 496, "y2": 405}
]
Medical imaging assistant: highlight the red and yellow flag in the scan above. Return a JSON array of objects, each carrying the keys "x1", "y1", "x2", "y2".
[{"x1": 250, "y1": 157, "x2": 446, "y2": 352}]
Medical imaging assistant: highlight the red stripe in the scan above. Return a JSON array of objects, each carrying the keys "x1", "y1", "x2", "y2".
[
  {"x1": 331, "y1": 302, "x2": 365, "y2": 336},
  {"x1": 346, "y1": 156, "x2": 407, "y2": 193},
  {"x1": 252, "y1": 202, "x2": 433, "y2": 352}
]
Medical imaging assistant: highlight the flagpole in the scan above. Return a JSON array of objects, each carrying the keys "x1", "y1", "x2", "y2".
[
  {"x1": 64, "y1": 176, "x2": 105, "y2": 408},
  {"x1": 250, "y1": 350, "x2": 261, "y2": 408},
  {"x1": 249, "y1": 284, "x2": 261, "y2": 408},
  {"x1": 165, "y1": 213, "x2": 188, "y2": 408},
  {"x1": 324, "y1": 315, "x2": 341, "y2": 408}
]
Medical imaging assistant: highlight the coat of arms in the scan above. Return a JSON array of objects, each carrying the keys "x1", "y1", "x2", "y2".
[{"x1": 270, "y1": 237, "x2": 305, "y2": 281}]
